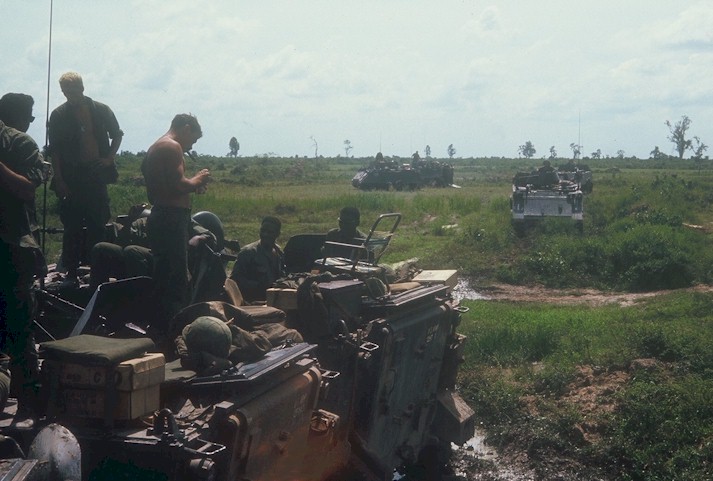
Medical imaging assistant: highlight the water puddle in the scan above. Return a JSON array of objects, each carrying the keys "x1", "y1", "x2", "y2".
[
  {"x1": 451, "y1": 429, "x2": 536, "y2": 480},
  {"x1": 451, "y1": 278, "x2": 489, "y2": 302},
  {"x1": 455, "y1": 428, "x2": 499, "y2": 460}
]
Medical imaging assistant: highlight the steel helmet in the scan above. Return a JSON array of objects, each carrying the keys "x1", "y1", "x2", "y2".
[{"x1": 192, "y1": 211, "x2": 225, "y2": 251}]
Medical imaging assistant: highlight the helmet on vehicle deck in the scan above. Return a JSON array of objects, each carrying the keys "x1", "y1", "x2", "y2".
[{"x1": 192, "y1": 211, "x2": 225, "y2": 251}]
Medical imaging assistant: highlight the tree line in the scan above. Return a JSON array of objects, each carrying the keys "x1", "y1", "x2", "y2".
[{"x1": 517, "y1": 115, "x2": 708, "y2": 161}]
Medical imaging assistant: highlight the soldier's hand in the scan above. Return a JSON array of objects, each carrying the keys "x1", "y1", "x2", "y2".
[{"x1": 189, "y1": 233, "x2": 211, "y2": 248}]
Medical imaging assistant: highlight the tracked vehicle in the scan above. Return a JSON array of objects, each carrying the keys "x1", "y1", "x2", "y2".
[
  {"x1": 1, "y1": 213, "x2": 474, "y2": 481},
  {"x1": 511, "y1": 168, "x2": 584, "y2": 234},
  {"x1": 352, "y1": 159, "x2": 455, "y2": 191}
]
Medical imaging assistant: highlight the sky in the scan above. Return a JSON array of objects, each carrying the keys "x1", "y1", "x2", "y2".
[{"x1": 2, "y1": 0, "x2": 712, "y2": 159}]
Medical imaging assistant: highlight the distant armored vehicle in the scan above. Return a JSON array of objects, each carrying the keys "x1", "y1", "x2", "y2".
[
  {"x1": 511, "y1": 167, "x2": 584, "y2": 234},
  {"x1": 352, "y1": 156, "x2": 455, "y2": 190}
]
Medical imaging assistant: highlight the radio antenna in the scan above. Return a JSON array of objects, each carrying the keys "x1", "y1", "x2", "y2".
[
  {"x1": 45, "y1": 0, "x2": 54, "y2": 147},
  {"x1": 41, "y1": 0, "x2": 54, "y2": 256}
]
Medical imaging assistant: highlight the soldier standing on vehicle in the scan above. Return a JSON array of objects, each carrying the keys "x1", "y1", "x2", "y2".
[
  {"x1": 48, "y1": 72, "x2": 123, "y2": 286},
  {"x1": 142, "y1": 114, "x2": 211, "y2": 325},
  {"x1": 230, "y1": 216, "x2": 285, "y2": 303},
  {"x1": 0, "y1": 93, "x2": 48, "y2": 426},
  {"x1": 538, "y1": 159, "x2": 555, "y2": 173}
]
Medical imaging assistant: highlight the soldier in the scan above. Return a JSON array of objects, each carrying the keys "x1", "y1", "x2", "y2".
[
  {"x1": 538, "y1": 159, "x2": 555, "y2": 173},
  {"x1": 0, "y1": 93, "x2": 48, "y2": 426},
  {"x1": 89, "y1": 208, "x2": 217, "y2": 291},
  {"x1": 48, "y1": 72, "x2": 123, "y2": 285},
  {"x1": 141, "y1": 114, "x2": 211, "y2": 324},
  {"x1": 323, "y1": 206, "x2": 366, "y2": 258},
  {"x1": 230, "y1": 217, "x2": 285, "y2": 303}
]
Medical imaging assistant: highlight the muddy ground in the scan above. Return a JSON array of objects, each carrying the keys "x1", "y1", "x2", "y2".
[{"x1": 442, "y1": 282, "x2": 713, "y2": 481}]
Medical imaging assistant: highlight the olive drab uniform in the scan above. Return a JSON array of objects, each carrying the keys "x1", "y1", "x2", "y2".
[
  {"x1": 0, "y1": 120, "x2": 47, "y2": 410},
  {"x1": 48, "y1": 96, "x2": 122, "y2": 278},
  {"x1": 229, "y1": 241, "x2": 285, "y2": 303}
]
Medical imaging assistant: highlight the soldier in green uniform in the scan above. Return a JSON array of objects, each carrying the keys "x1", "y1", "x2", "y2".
[
  {"x1": 230, "y1": 217, "x2": 285, "y2": 303},
  {"x1": 0, "y1": 93, "x2": 48, "y2": 425},
  {"x1": 48, "y1": 72, "x2": 123, "y2": 285},
  {"x1": 323, "y1": 206, "x2": 366, "y2": 258}
]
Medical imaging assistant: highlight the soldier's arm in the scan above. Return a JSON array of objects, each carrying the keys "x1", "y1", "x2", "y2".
[{"x1": 0, "y1": 160, "x2": 36, "y2": 202}]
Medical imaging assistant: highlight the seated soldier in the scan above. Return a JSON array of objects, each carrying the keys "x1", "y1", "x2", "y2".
[
  {"x1": 229, "y1": 216, "x2": 285, "y2": 304},
  {"x1": 323, "y1": 206, "x2": 367, "y2": 258},
  {"x1": 90, "y1": 207, "x2": 216, "y2": 289}
]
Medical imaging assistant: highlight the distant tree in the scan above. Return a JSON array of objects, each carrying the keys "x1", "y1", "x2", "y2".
[
  {"x1": 665, "y1": 115, "x2": 693, "y2": 159},
  {"x1": 691, "y1": 136, "x2": 708, "y2": 160},
  {"x1": 616, "y1": 149, "x2": 625, "y2": 159},
  {"x1": 569, "y1": 143, "x2": 581, "y2": 159},
  {"x1": 425, "y1": 145, "x2": 431, "y2": 158},
  {"x1": 447, "y1": 144, "x2": 456, "y2": 159},
  {"x1": 549, "y1": 146, "x2": 557, "y2": 159},
  {"x1": 310, "y1": 136, "x2": 318, "y2": 158},
  {"x1": 343, "y1": 139, "x2": 353, "y2": 157},
  {"x1": 228, "y1": 136, "x2": 239, "y2": 157},
  {"x1": 650, "y1": 146, "x2": 667, "y2": 160},
  {"x1": 691, "y1": 136, "x2": 708, "y2": 172},
  {"x1": 591, "y1": 149, "x2": 601, "y2": 159},
  {"x1": 518, "y1": 141, "x2": 536, "y2": 158}
]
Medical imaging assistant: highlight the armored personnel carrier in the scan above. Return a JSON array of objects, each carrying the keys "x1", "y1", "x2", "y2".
[
  {"x1": 1, "y1": 213, "x2": 474, "y2": 481},
  {"x1": 511, "y1": 166, "x2": 584, "y2": 234},
  {"x1": 352, "y1": 157, "x2": 455, "y2": 191}
]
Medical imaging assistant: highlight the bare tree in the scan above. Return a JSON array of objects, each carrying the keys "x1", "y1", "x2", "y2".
[
  {"x1": 309, "y1": 136, "x2": 318, "y2": 158},
  {"x1": 591, "y1": 149, "x2": 601, "y2": 159},
  {"x1": 549, "y1": 146, "x2": 557, "y2": 159},
  {"x1": 569, "y1": 143, "x2": 581, "y2": 159},
  {"x1": 665, "y1": 115, "x2": 693, "y2": 159},
  {"x1": 425, "y1": 145, "x2": 431, "y2": 158},
  {"x1": 691, "y1": 136, "x2": 708, "y2": 171},
  {"x1": 343, "y1": 139, "x2": 353, "y2": 157},
  {"x1": 691, "y1": 135, "x2": 708, "y2": 160}
]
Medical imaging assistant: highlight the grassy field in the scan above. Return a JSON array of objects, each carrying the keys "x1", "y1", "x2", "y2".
[{"x1": 38, "y1": 153, "x2": 713, "y2": 479}]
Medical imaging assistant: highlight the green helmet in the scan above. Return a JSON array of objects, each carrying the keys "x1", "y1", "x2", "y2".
[{"x1": 182, "y1": 316, "x2": 232, "y2": 358}]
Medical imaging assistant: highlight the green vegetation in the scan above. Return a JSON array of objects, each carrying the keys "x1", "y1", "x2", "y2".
[
  {"x1": 41, "y1": 154, "x2": 713, "y2": 292},
  {"x1": 37, "y1": 152, "x2": 713, "y2": 479},
  {"x1": 458, "y1": 292, "x2": 713, "y2": 480}
]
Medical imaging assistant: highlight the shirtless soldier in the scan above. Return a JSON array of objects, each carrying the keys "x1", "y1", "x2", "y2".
[{"x1": 141, "y1": 114, "x2": 211, "y2": 326}]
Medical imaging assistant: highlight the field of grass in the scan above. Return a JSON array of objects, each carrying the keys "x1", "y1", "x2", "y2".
[
  {"x1": 458, "y1": 292, "x2": 713, "y2": 480},
  {"x1": 37, "y1": 153, "x2": 713, "y2": 479}
]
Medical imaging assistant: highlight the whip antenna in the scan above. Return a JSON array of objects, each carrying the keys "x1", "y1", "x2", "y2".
[
  {"x1": 45, "y1": 0, "x2": 53, "y2": 147},
  {"x1": 41, "y1": 0, "x2": 54, "y2": 255}
]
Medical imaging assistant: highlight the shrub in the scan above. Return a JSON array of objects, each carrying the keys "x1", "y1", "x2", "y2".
[
  {"x1": 606, "y1": 373, "x2": 713, "y2": 480},
  {"x1": 604, "y1": 224, "x2": 694, "y2": 291}
]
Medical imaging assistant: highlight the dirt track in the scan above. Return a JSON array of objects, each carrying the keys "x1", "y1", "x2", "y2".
[{"x1": 464, "y1": 282, "x2": 713, "y2": 307}]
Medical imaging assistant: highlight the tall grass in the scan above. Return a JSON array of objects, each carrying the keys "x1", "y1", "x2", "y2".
[{"x1": 38, "y1": 153, "x2": 713, "y2": 292}]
